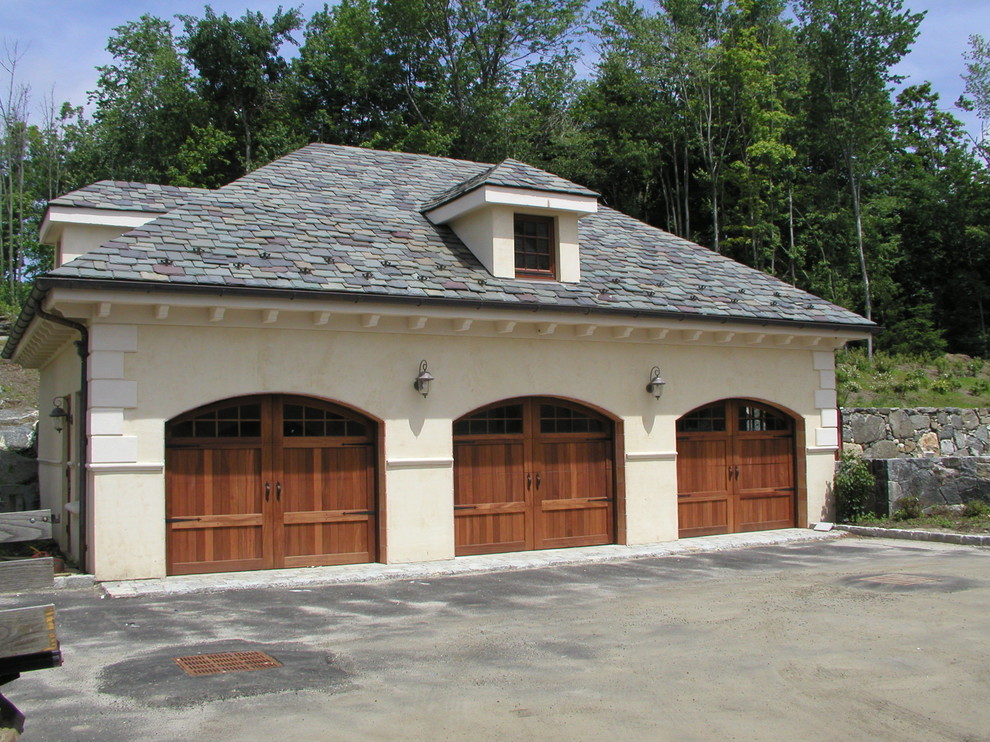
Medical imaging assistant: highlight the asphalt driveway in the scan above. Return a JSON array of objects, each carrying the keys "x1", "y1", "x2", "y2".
[{"x1": 5, "y1": 535, "x2": 990, "y2": 742}]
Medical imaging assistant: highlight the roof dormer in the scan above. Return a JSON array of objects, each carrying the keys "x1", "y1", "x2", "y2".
[
  {"x1": 423, "y1": 160, "x2": 598, "y2": 283},
  {"x1": 39, "y1": 181, "x2": 209, "y2": 267}
]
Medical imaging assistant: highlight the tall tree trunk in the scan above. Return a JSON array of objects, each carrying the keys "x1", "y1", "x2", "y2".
[
  {"x1": 788, "y1": 186, "x2": 796, "y2": 286},
  {"x1": 242, "y1": 110, "x2": 252, "y2": 173},
  {"x1": 848, "y1": 159, "x2": 873, "y2": 357}
]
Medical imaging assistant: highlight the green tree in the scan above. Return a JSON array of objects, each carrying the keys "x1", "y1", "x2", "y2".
[
  {"x1": 795, "y1": 0, "x2": 925, "y2": 355},
  {"x1": 293, "y1": 0, "x2": 586, "y2": 162},
  {"x1": 180, "y1": 6, "x2": 304, "y2": 175},
  {"x1": 962, "y1": 33, "x2": 990, "y2": 164},
  {"x1": 87, "y1": 15, "x2": 201, "y2": 184},
  {"x1": 720, "y1": 0, "x2": 799, "y2": 272},
  {"x1": 889, "y1": 83, "x2": 990, "y2": 355}
]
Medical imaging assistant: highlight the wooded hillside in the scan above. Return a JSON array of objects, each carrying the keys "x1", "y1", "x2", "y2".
[{"x1": 2, "y1": 0, "x2": 989, "y2": 356}]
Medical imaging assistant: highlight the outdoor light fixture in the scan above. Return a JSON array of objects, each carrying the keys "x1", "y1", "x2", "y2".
[
  {"x1": 646, "y1": 366, "x2": 666, "y2": 399},
  {"x1": 414, "y1": 360, "x2": 435, "y2": 398},
  {"x1": 49, "y1": 396, "x2": 72, "y2": 433}
]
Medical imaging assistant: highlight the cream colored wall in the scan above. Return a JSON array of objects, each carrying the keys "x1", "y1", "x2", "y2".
[
  {"x1": 450, "y1": 209, "x2": 502, "y2": 276},
  {"x1": 36, "y1": 341, "x2": 82, "y2": 562},
  {"x1": 58, "y1": 224, "x2": 132, "y2": 265},
  {"x1": 444, "y1": 203, "x2": 584, "y2": 282},
  {"x1": 68, "y1": 312, "x2": 839, "y2": 581}
]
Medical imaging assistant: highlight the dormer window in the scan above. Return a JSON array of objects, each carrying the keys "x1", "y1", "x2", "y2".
[
  {"x1": 514, "y1": 214, "x2": 555, "y2": 279},
  {"x1": 422, "y1": 161, "x2": 599, "y2": 284}
]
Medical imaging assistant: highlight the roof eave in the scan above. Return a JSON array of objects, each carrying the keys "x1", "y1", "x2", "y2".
[{"x1": 5, "y1": 276, "x2": 877, "y2": 355}]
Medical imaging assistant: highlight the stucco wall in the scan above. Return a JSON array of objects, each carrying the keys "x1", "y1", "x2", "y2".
[
  {"x1": 36, "y1": 339, "x2": 83, "y2": 562},
  {"x1": 64, "y1": 308, "x2": 842, "y2": 581},
  {"x1": 59, "y1": 224, "x2": 132, "y2": 266}
]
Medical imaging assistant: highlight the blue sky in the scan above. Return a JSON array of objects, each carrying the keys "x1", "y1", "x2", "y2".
[{"x1": 1, "y1": 0, "x2": 988, "y2": 141}]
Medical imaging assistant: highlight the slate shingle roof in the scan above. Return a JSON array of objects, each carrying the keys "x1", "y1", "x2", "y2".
[
  {"x1": 45, "y1": 143, "x2": 873, "y2": 329},
  {"x1": 423, "y1": 157, "x2": 598, "y2": 211},
  {"x1": 50, "y1": 181, "x2": 210, "y2": 213}
]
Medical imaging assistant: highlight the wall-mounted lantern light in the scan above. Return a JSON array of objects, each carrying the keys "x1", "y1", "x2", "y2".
[
  {"x1": 414, "y1": 360, "x2": 435, "y2": 398},
  {"x1": 646, "y1": 366, "x2": 666, "y2": 399},
  {"x1": 49, "y1": 396, "x2": 73, "y2": 433}
]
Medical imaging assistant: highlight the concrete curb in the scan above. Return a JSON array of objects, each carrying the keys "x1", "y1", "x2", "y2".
[
  {"x1": 54, "y1": 573, "x2": 96, "y2": 590},
  {"x1": 98, "y1": 528, "x2": 847, "y2": 599},
  {"x1": 835, "y1": 524, "x2": 990, "y2": 546}
]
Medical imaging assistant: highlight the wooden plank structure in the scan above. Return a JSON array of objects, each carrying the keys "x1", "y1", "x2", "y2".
[
  {"x1": 0, "y1": 511, "x2": 53, "y2": 545},
  {"x1": 0, "y1": 511, "x2": 62, "y2": 741}
]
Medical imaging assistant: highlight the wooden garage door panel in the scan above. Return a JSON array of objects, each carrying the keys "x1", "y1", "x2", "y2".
[
  {"x1": 538, "y1": 440, "x2": 612, "y2": 548},
  {"x1": 454, "y1": 399, "x2": 616, "y2": 555},
  {"x1": 169, "y1": 526, "x2": 267, "y2": 574},
  {"x1": 280, "y1": 441, "x2": 375, "y2": 567},
  {"x1": 167, "y1": 395, "x2": 378, "y2": 575},
  {"x1": 736, "y1": 493, "x2": 794, "y2": 532},
  {"x1": 677, "y1": 498, "x2": 729, "y2": 537},
  {"x1": 676, "y1": 439, "x2": 729, "y2": 496},
  {"x1": 166, "y1": 447, "x2": 268, "y2": 574},
  {"x1": 168, "y1": 448, "x2": 263, "y2": 516},
  {"x1": 677, "y1": 400, "x2": 796, "y2": 538},
  {"x1": 454, "y1": 441, "x2": 527, "y2": 555},
  {"x1": 453, "y1": 442, "x2": 525, "y2": 506},
  {"x1": 540, "y1": 504, "x2": 611, "y2": 547},
  {"x1": 539, "y1": 440, "x2": 610, "y2": 501},
  {"x1": 455, "y1": 511, "x2": 527, "y2": 554},
  {"x1": 281, "y1": 447, "x2": 373, "y2": 512},
  {"x1": 283, "y1": 520, "x2": 372, "y2": 565},
  {"x1": 736, "y1": 437, "x2": 794, "y2": 492}
]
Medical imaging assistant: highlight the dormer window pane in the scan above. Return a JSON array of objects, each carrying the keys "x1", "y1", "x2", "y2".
[{"x1": 514, "y1": 215, "x2": 555, "y2": 278}]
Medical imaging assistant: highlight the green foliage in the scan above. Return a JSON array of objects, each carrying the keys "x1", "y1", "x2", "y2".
[
  {"x1": 962, "y1": 499, "x2": 990, "y2": 518},
  {"x1": 835, "y1": 348, "x2": 990, "y2": 407},
  {"x1": 834, "y1": 452, "x2": 876, "y2": 523},
  {"x1": 179, "y1": 6, "x2": 304, "y2": 176},
  {"x1": 892, "y1": 495, "x2": 922, "y2": 521}
]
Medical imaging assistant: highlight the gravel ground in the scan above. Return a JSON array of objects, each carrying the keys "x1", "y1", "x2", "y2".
[{"x1": 4, "y1": 536, "x2": 990, "y2": 742}]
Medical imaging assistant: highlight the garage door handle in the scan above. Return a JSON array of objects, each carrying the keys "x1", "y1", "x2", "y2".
[
  {"x1": 165, "y1": 517, "x2": 201, "y2": 523},
  {"x1": 535, "y1": 473, "x2": 541, "y2": 489},
  {"x1": 526, "y1": 473, "x2": 532, "y2": 489},
  {"x1": 276, "y1": 482, "x2": 282, "y2": 501},
  {"x1": 265, "y1": 482, "x2": 271, "y2": 501}
]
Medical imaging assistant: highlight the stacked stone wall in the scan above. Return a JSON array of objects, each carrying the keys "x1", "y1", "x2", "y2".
[
  {"x1": 840, "y1": 408, "x2": 990, "y2": 514},
  {"x1": 841, "y1": 407, "x2": 990, "y2": 458},
  {"x1": 0, "y1": 409, "x2": 39, "y2": 511}
]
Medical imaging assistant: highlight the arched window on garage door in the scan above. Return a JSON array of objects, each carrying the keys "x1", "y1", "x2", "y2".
[
  {"x1": 676, "y1": 399, "x2": 798, "y2": 538},
  {"x1": 166, "y1": 395, "x2": 378, "y2": 575},
  {"x1": 452, "y1": 397, "x2": 617, "y2": 556}
]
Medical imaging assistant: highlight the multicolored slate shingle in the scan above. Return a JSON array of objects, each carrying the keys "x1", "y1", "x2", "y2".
[
  {"x1": 44, "y1": 143, "x2": 872, "y2": 329},
  {"x1": 50, "y1": 181, "x2": 210, "y2": 213}
]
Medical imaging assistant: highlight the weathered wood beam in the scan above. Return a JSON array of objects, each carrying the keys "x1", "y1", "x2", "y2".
[
  {"x1": 0, "y1": 559, "x2": 54, "y2": 594},
  {"x1": 0, "y1": 605, "x2": 58, "y2": 660},
  {"x1": 0, "y1": 512, "x2": 52, "y2": 545}
]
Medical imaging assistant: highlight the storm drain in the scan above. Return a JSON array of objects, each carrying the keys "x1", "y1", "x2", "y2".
[
  {"x1": 857, "y1": 574, "x2": 940, "y2": 586},
  {"x1": 173, "y1": 651, "x2": 283, "y2": 677}
]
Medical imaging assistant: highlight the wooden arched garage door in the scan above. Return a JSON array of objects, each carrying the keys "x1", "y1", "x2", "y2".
[
  {"x1": 453, "y1": 398, "x2": 616, "y2": 556},
  {"x1": 676, "y1": 400, "x2": 797, "y2": 538},
  {"x1": 165, "y1": 395, "x2": 377, "y2": 575}
]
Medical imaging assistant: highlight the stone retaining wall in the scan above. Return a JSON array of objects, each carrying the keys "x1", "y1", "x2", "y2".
[
  {"x1": 0, "y1": 409, "x2": 39, "y2": 512},
  {"x1": 841, "y1": 407, "x2": 990, "y2": 458},
  {"x1": 869, "y1": 456, "x2": 990, "y2": 513}
]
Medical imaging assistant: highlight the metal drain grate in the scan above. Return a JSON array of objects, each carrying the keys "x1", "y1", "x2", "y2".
[
  {"x1": 173, "y1": 650, "x2": 282, "y2": 677},
  {"x1": 858, "y1": 574, "x2": 940, "y2": 586}
]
